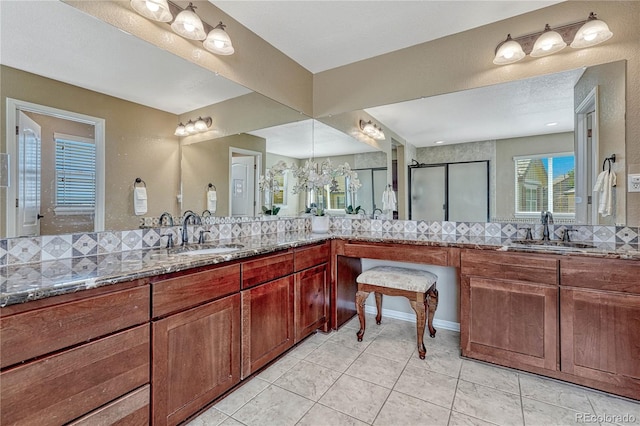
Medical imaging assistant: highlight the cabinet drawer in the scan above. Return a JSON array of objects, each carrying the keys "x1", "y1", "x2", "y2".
[
  {"x1": 461, "y1": 250, "x2": 558, "y2": 285},
  {"x1": 560, "y1": 257, "x2": 640, "y2": 294},
  {"x1": 242, "y1": 251, "x2": 294, "y2": 289},
  {"x1": 68, "y1": 385, "x2": 149, "y2": 426},
  {"x1": 343, "y1": 242, "x2": 451, "y2": 266},
  {"x1": 0, "y1": 285, "x2": 149, "y2": 369},
  {"x1": 153, "y1": 264, "x2": 240, "y2": 318},
  {"x1": 0, "y1": 324, "x2": 150, "y2": 426},
  {"x1": 294, "y1": 242, "x2": 329, "y2": 271}
]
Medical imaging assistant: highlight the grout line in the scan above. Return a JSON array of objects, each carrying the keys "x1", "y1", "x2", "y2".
[{"x1": 518, "y1": 374, "x2": 526, "y2": 426}]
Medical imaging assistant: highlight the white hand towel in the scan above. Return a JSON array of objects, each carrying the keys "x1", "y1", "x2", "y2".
[
  {"x1": 207, "y1": 190, "x2": 217, "y2": 213},
  {"x1": 134, "y1": 187, "x2": 147, "y2": 216},
  {"x1": 593, "y1": 170, "x2": 616, "y2": 217},
  {"x1": 382, "y1": 188, "x2": 397, "y2": 211}
]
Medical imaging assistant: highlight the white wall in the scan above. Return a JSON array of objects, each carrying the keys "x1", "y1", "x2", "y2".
[{"x1": 361, "y1": 258, "x2": 460, "y2": 332}]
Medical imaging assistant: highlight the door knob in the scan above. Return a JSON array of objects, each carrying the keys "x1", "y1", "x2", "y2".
[{"x1": 37, "y1": 214, "x2": 44, "y2": 219}]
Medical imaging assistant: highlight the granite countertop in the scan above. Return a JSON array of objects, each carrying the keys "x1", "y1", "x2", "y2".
[{"x1": 1, "y1": 230, "x2": 638, "y2": 307}]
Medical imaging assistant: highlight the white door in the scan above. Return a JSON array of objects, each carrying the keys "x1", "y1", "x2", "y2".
[
  {"x1": 17, "y1": 111, "x2": 42, "y2": 236},
  {"x1": 410, "y1": 166, "x2": 446, "y2": 221},
  {"x1": 231, "y1": 156, "x2": 255, "y2": 216}
]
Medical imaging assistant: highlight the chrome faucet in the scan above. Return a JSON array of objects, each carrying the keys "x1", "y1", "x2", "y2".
[
  {"x1": 372, "y1": 208, "x2": 383, "y2": 219},
  {"x1": 540, "y1": 210, "x2": 554, "y2": 241},
  {"x1": 159, "y1": 212, "x2": 173, "y2": 226},
  {"x1": 181, "y1": 211, "x2": 201, "y2": 245}
]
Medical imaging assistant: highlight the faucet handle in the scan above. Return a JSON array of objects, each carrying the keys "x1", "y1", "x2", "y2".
[
  {"x1": 561, "y1": 229, "x2": 576, "y2": 242},
  {"x1": 522, "y1": 227, "x2": 533, "y2": 241},
  {"x1": 198, "y1": 230, "x2": 210, "y2": 244}
]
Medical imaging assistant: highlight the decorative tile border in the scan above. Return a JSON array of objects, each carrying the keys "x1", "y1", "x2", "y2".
[{"x1": 1, "y1": 216, "x2": 638, "y2": 267}]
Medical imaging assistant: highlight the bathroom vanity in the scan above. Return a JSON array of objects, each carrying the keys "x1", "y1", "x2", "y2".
[{"x1": 0, "y1": 228, "x2": 638, "y2": 425}]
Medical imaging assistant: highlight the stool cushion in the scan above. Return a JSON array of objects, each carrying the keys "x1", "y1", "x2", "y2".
[{"x1": 356, "y1": 266, "x2": 438, "y2": 293}]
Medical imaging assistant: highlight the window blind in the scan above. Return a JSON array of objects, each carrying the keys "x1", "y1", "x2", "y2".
[{"x1": 55, "y1": 136, "x2": 96, "y2": 208}]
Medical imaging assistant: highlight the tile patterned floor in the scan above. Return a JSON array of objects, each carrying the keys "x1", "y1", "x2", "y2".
[{"x1": 187, "y1": 315, "x2": 640, "y2": 426}]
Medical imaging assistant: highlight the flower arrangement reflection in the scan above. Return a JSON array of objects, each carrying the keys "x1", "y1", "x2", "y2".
[{"x1": 258, "y1": 160, "x2": 288, "y2": 215}]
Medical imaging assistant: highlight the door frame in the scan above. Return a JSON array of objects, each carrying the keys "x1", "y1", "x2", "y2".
[
  {"x1": 574, "y1": 86, "x2": 599, "y2": 225},
  {"x1": 228, "y1": 147, "x2": 261, "y2": 217},
  {"x1": 5, "y1": 98, "x2": 106, "y2": 237}
]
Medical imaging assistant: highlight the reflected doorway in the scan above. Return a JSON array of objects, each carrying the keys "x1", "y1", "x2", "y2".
[
  {"x1": 5, "y1": 99, "x2": 105, "y2": 237},
  {"x1": 230, "y1": 148, "x2": 261, "y2": 217}
]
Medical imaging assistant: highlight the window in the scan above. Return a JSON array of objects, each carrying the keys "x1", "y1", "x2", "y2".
[
  {"x1": 54, "y1": 133, "x2": 96, "y2": 213},
  {"x1": 324, "y1": 175, "x2": 347, "y2": 210},
  {"x1": 515, "y1": 153, "x2": 575, "y2": 216}
]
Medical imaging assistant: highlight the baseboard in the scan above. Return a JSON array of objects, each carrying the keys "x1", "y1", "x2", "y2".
[{"x1": 364, "y1": 305, "x2": 460, "y2": 332}]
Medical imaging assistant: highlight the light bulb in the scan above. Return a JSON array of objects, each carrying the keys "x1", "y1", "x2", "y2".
[
  {"x1": 185, "y1": 120, "x2": 196, "y2": 134},
  {"x1": 184, "y1": 22, "x2": 195, "y2": 33},
  {"x1": 194, "y1": 117, "x2": 208, "y2": 132}
]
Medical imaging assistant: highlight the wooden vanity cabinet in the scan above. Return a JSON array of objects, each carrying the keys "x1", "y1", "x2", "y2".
[
  {"x1": 294, "y1": 242, "x2": 329, "y2": 342},
  {"x1": 460, "y1": 250, "x2": 559, "y2": 372},
  {"x1": 151, "y1": 264, "x2": 241, "y2": 426},
  {"x1": 559, "y1": 257, "x2": 640, "y2": 398},
  {"x1": 0, "y1": 280, "x2": 151, "y2": 426}
]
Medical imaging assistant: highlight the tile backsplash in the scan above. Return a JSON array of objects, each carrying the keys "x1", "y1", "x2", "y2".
[{"x1": 0, "y1": 216, "x2": 638, "y2": 267}]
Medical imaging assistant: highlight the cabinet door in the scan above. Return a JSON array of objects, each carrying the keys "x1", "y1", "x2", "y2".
[
  {"x1": 295, "y1": 263, "x2": 327, "y2": 342},
  {"x1": 561, "y1": 288, "x2": 640, "y2": 384},
  {"x1": 241, "y1": 276, "x2": 294, "y2": 378},
  {"x1": 462, "y1": 276, "x2": 558, "y2": 371},
  {"x1": 153, "y1": 294, "x2": 241, "y2": 426}
]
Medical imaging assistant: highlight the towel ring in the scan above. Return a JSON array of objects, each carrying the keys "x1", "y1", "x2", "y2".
[
  {"x1": 208, "y1": 183, "x2": 216, "y2": 191},
  {"x1": 134, "y1": 177, "x2": 146, "y2": 188},
  {"x1": 602, "y1": 154, "x2": 616, "y2": 172}
]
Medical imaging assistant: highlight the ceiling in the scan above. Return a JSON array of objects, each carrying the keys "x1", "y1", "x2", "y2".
[
  {"x1": 212, "y1": 1, "x2": 560, "y2": 74},
  {"x1": 1, "y1": 0, "x2": 574, "y2": 154}
]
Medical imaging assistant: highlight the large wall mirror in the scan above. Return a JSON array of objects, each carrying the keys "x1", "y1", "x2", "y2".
[
  {"x1": 0, "y1": 1, "x2": 312, "y2": 237},
  {"x1": 318, "y1": 60, "x2": 628, "y2": 226}
]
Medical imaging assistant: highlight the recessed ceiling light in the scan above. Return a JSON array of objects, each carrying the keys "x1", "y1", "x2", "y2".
[
  {"x1": 435, "y1": 140, "x2": 444, "y2": 144},
  {"x1": 546, "y1": 122, "x2": 559, "y2": 127}
]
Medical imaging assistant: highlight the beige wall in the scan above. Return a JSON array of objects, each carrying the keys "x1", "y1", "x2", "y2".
[
  {"x1": 67, "y1": 0, "x2": 314, "y2": 116},
  {"x1": 313, "y1": 1, "x2": 639, "y2": 225},
  {"x1": 181, "y1": 134, "x2": 266, "y2": 216},
  {"x1": 495, "y1": 133, "x2": 574, "y2": 220},
  {"x1": 574, "y1": 60, "x2": 626, "y2": 225},
  {"x1": 1, "y1": 66, "x2": 181, "y2": 235},
  {"x1": 24, "y1": 112, "x2": 95, "y2": 235}
]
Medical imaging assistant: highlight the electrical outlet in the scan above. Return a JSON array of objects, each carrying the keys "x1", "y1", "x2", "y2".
[{"x1": 629, "y1": 174, "x2": 640, "y2": 192}]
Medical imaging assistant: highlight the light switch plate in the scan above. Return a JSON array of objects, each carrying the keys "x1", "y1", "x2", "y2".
[{"x1": 629, "y1": 174, "x2": 640, "y2": 192}]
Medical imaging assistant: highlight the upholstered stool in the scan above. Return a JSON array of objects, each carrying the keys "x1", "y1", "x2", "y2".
[{"x1": 355, "y1": 266, "x2": 439, "y2": 359}]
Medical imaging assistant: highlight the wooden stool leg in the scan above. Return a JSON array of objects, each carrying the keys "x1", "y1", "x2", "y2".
[
  {"x1": 426, "y1": 286, "x2": 439, "y2": 338},
  {"x1": 409, "y1": 296, "x2": 427, "y2": 360},
  {"x1": 356, "y1": 290, "x2": 370, "y2": 342},
  {"x1": 375, "y1": 292, "x2": 383, "y2": 325}
]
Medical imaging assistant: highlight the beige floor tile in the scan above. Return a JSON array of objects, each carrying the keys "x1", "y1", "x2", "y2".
[
  {"x1": 373, "y1": 390, "x2": 451, "y2": 426},
  {"x1": 274, "y1": 360, "x2": 342, "y2": 401},
  {"x1": 365, "y1": 335, "x2": 418, "y2": 363},
  {"x1": 376, "y1": 319, "x2": 419, "y2": 343},
  {"x1": 214, "y1": 377, "x2": 270, "y2": 415},
  {"x1": 305, "y1": 341, "x2": 361, "y2": 372},
  {"x1": 329, "y1": 323, "x2": 377, "y2": 351},
  {"x1": 448, "y1": 411, "x2": 498, "y2": 426},
  {"x1": 305, "y1": 330, "x2": 334, "y2": 345},
  {"x1": 186, "y1": 407, "x2": 229, "y2": 426},
  {"x1": 452, "y1": 380, "x2": 523, "y2": 426},
  {"x1": 394, "y1": 364, "x2": 458, "y2": 408},
  {"x1": 297, "y1": 403, "x2": 369, "y2": 426},
  {"x1": 319, "y1": 375, "x2": 391, "y2": 424},
  {"x1": 220, "y1": 418, "x2": 245, "y2": 426},
  {"x1": 231, "y1": 385, "x2": 314, "y2": 426},
  {"x1": 257, "y1": 352, "x2": 301, "y2": 383},
  {"x1": 588, "y1": 392, "x2": 640, "y2": 425},
  {"x1": 522, "y1": 397, "x2": 586, "y2": 426},
  {"x1": 343, "y1": 313, "x2": 377, "y2": 330},
  {"x1": 345, "y1": 351, "x2": 407, "y2": 389},
  {"x1": 519, "y1": 373, "x2": 594, "y2": 413},
  {"x1": 425, "y1": 329, "x2": 461, "y2": 350},
  {"x1": 288, "y1": 337, "x2": 323, "y2": 359},
  {"x1": 406, "y1": 345, "x2": 463, "y2": 378},
  {"x1": 459, "y1": 360, "x2": 520, "y2": 395}
]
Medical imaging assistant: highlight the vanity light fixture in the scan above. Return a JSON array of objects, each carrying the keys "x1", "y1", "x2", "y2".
[
  {"x1": 175, "y1": 116, "x2": 212, "y2": 137},
  {"x1": 493, "y1": 12, "x2": 613, "y2": 65},
  {"x1": 171, "y1": 2, "x2": 206, "y2": 40},
  {"x1": 130, "y1": 0, "x2": 172, "y2": 22},
  {"x1": 131, "y1": 0, "x2": 234, "y2": 55},
  {"x1": 359, "y1": 120, "x2": 385, "y2": 140},
  {"x1": 204, "y1": 22, "x2": 235, "y2": 55}
]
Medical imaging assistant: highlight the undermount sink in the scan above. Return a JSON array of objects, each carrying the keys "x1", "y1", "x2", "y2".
[
  {"x1": 510, "y1": 240, "x2": 595, "y2": 250},
  {"x1": 170, "y1": 243, "x2": 245, "y2": 256}
]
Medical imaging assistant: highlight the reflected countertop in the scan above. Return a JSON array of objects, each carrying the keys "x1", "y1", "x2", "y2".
[{"x1": 2, "y1": 230, "x2": 638, "y2": 308}]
